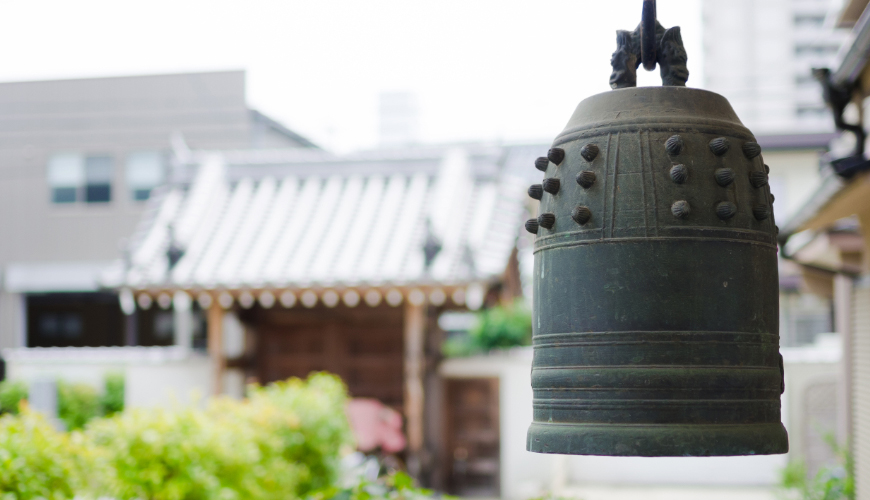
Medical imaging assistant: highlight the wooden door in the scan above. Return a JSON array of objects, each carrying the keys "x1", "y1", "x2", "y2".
[
  {"x1": 444, "y1": 378, "x2": 500, "y2": 497},
  {"x1": 257, "y1": 319, "x2": 404, "y2": 409}
]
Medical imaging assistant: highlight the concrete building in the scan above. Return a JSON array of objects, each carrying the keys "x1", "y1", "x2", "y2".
[
  {"x1": 0, "y1": 71, "x2": 317, "y2": 352},
  {"x1": 702, "y1": 0, "x2": 847, "y2": 135}
]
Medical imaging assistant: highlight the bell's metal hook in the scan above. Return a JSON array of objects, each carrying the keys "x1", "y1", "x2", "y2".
[{"x1": 640, "y1": 0, "x2": 657, "y2": 71}]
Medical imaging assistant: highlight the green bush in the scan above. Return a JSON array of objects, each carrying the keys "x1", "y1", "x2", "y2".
[
  {"x1": 443, "y1": 300, "x2": 532, "y2": 357},
  {"x1": 0, "y1": 410, "x2": 91, "y2": 499},
  {"x1": 57, "y1": 381, "x2": 100, "y2": 431},
  {"x1": 779, "y1": 433, "x2": 854, "y2": 500},
  {"x1": 85, "y1": 372, "x2": 353, "y2": 500},
  {"x1": 100, "y1": 372, "x2": 125, "y2": 416},
  {"x1": 246, "y1": 373, "x2": 354, "y2": 495},
  {"x1": 0, "y1": 380, "x2": 28, "y2": 415}
]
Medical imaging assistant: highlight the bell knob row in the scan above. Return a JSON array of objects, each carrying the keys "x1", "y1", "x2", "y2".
[
  {"x1": 535, "y1": 139, "x2": 763, "y2": 173},
  {"x1": 526, "y1": 198, "x2": 773, "y2": 234},
  {"x1": 529, "y1": 169, "x2": 769, "y2": 197}
]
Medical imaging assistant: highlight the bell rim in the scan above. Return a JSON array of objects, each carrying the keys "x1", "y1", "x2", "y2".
[{"x1": 526, "y1": 422, "x2": 789, "y2": 457}]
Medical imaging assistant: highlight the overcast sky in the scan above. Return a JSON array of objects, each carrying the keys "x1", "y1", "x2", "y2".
[{"x1": 0, "y1": 0, "x2": 702, "y2": 152}]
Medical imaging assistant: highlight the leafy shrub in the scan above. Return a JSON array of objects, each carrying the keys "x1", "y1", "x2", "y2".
[
  {"x1": 0, "y1": 410, "x2": 91, "y2": 499},
  {"x1": 57, "y1": 381, "x2": 100, "y2": 431},
  {"x1": 85, "y1": 372, "x2": 353, "y2": 500},
  {"x1": 780, "y1": 433, "x2": 853, "y2": 500},
  {"x1": 100, "y1": 372, "x2": 125, "y2": 416},
  {"x1": 245, "y1": 373, "x2": 354, "y2": 495},
  {"x1": 0, "y1": 380, "x2": 28, "y2": 415},
  {"x1": 443, "y1": 300, "x2": 532, "y2": 357}
]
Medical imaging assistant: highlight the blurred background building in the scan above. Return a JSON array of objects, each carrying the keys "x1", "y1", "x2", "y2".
[
  {"x1": 0, "y1": 70, "x2": 316, "y2": 352},
  {"x1": 702, "y1": 0, "x2": 845, "y2": 135},
  {"x1": 776, "y1": 1, "x2": 870, "y2": 500}
]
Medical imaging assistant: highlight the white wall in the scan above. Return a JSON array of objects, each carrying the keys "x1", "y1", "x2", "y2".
[
  {"x1": 2, "y1": 346, "x2": 212, "y2": 409},
  {"x1": 442, "y1": 344, "x2": 839, "y2": 498},
  {"x1": 765, "y1": 149, "x2": 825, "y2": 223}
]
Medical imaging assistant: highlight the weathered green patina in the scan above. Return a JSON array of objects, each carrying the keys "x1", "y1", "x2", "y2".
[{"x1": 524, "y1": 83, "x2": 788, "y2": 456}]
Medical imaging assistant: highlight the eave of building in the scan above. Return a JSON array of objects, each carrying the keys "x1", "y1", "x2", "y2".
[
  {"x1": 781, "y1": 169, "x2": 852, "y2": 235},
  {"x1": 249, "y1": 109, "x2": 320, "y2": 149},
  {"x1": 756, "y1": 132, "x2": 838, "y2": 151},
  {"x1": 838, "y1": 0, "x2": 870, "y2": 29},
  {"x1": 834, "y1": 1, "x2": 870, "y2": 86}
]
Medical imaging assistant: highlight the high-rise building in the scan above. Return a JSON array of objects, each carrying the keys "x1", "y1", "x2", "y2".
[{"x1": 702, "y1": 0, "x2": 847, "y2": 134}]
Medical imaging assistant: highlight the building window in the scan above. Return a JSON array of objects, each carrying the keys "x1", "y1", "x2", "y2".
[
  {"x1": 47, "y1": 153, "x2": 113, "y2": 204},
  {"x1": 126, "y1": 152, "x2": 166, "y2": 201},
  {"x1": 795, "y1": 44, "x2": 840, "y2": 57},
  {"x1": 85, "y1": 156, "x2": 112, "y2": 202},
  {"x1": 27, "y1": 293, "x2": 124, "y2": 348},
  {"x1": 794, "y1": 14, "x2": 825, "y2": 27},
  {"x1": 48, "y1": 154, "x2": 82, "y2": 203},
  {"x1": 797, "y1": 105, "x2": 828, "y2": 119}
]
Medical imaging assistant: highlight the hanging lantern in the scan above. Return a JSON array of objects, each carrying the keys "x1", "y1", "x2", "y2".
[{"x1": 525, "y1": 0, "x2": 787, "y2": 456}]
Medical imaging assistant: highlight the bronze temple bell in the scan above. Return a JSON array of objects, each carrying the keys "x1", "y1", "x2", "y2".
[{"x1": 524, "y1": 0, "x2": 788, "y2": 456}]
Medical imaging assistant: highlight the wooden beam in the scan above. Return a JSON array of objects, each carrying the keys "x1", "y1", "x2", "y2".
[
  {"x1": 835, "y1": 274, "x2": 854, "y2": 447},
  {"x1": 207, "y1": 303, "x2": 225, "y2": 396},
  {"x1": 800, "y1": 172, "x2": 870, "y2": 233},
  {"x1": 404, "y1": 302, "x2": 425, "y2": 476}
]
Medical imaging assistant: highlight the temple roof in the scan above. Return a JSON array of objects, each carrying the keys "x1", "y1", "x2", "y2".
[{"x1": 103, "y1": 144, "x2": 536, "y2": 294}]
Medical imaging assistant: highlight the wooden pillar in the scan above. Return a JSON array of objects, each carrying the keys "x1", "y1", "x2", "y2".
[
  {"x1": 835, "y1": 273, "x2": 854, "y2": 446},
  {"x1": 404, "y1": 301, "x2": 425, "y2": 477},
  {"x1": 207, "y1": 303, "x2": 225, "y2": 396}
]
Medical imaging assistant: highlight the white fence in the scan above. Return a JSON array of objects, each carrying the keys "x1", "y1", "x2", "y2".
[{"x1": 2, "y1": 346, "x2": 213, "y2": 409}]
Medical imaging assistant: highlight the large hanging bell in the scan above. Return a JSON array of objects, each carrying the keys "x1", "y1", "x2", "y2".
[{"x1": 524, "y1": 1, "x2": 788, "y2": 456}]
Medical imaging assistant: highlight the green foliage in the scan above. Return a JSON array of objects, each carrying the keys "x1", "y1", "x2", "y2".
[
  {"x1": 779, "y1": 433, "x2": 854, "y2": 500},
  {"x1": 0, "y1": 373, "x2": 352, "y2": 499},
  {"x1": 100, "y1": 372, "x2": 125, "y2": 416},
  {"x1": 0, "y1": 410, "x2": 91, "y2": 499},
  {"x1": 0, "y1": 380, "x2": 28, "y2": 415},
  {"x1": 246, "y1": 373, "x2": 355, "y2": 495},
  {"x1": 85, "y1": 372, "x2": 353, "y2": 500},
  {"x1": 443, "y1": 300, "x2": 532, "y2": 357},
  {"x1": 309, "y1": 471, "x2": 452, "y2": 500},
  {"x1": 57, "y1": 381, "x2": 100, "y2": 431}
]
